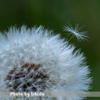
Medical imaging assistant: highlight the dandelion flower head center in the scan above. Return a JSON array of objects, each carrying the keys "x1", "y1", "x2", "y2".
[{"x1": 5, "y1": 63, "x2": 49, "y2": 92}]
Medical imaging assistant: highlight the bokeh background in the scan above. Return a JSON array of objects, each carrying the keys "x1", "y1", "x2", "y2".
[{"x1": 0, "y1": 0, "x2": 100, "y2": 99}]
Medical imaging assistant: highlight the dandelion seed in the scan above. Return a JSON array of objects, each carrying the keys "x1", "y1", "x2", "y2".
[
  {"x1": 63, "y1": 21, "x2": 88, "y2": 41},
  {"x1": 0, "y1": 25, "x2": 92, "y2": 100}
]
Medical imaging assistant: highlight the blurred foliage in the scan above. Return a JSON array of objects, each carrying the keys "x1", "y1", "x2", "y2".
[{"x1": 0, "y1": 0, "x2": 100, "y2": 99}]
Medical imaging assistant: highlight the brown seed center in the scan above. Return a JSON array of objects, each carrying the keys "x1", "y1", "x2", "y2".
[{"x1": 5, "y1": 63, "x2": 49, "y2": 92}]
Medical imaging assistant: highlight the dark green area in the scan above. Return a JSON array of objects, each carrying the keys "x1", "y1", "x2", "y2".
[{"x1": 0, "y1": 0, "x2": 100, "y2": 99}]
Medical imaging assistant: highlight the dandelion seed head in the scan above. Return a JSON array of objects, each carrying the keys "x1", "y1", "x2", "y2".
[{"x1": 0, "y1": 25, "x2": 92, "y2": 100}]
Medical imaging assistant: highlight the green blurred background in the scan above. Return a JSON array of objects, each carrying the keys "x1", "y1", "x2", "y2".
[{"x1": 0, "y1": 0, "x2": 100, "y2": 99}]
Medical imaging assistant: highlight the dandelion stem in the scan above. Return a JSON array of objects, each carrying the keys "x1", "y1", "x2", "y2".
[{"x1": 68, "y1": 34, "x2": 74, "y2": 43}]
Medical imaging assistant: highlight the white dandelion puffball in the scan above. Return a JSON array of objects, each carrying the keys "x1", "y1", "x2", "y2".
[{"x1": 0, "y1": 25, "x2": 92, "y2": 100}]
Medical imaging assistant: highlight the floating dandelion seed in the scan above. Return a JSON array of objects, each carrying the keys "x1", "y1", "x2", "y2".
[
  {"x1": 63, "y1": 21, "x2": 88, "y2": 41},
  {"x1": 0, "y1": 25, "x2": 92, "y2": 100}
]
